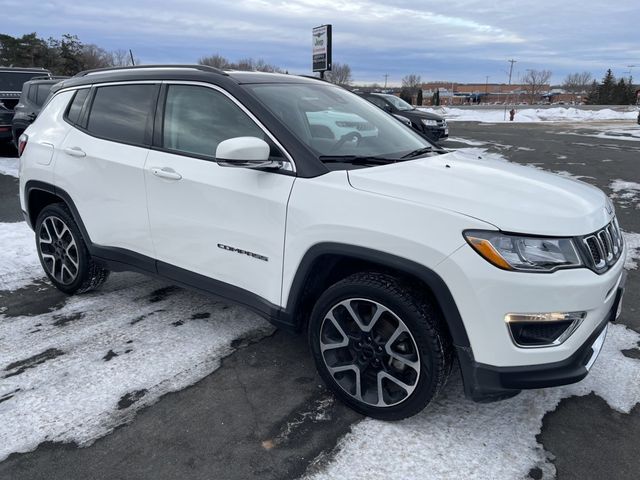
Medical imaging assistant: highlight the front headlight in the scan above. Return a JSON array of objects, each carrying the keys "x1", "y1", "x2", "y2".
[
  {"x1": 464, "y1": 230, "x2": 583, "y2": 272},
  {"x1": 421, "y1": 118, "x2": 438, "y2": 127}
]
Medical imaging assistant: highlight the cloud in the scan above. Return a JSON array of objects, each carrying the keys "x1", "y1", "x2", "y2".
[{"x1": 3, "y1": 0, "x2": 636, "y2": 84}]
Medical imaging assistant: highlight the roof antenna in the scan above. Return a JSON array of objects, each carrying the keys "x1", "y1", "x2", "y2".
[{"x1": 129, "y1": 49, "x2": 135, "y2": 66}]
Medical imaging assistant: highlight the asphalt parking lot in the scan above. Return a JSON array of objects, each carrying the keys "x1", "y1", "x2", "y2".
[{"x1": 1, "y1": 120, "x2": 639, "y2": 480}]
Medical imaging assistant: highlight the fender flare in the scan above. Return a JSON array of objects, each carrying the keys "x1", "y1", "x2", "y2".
[{"x1": 284, "y1": 242, "x2": 471, "y2": 349}]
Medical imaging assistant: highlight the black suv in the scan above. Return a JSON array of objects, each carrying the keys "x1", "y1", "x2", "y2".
[
  {"x1": 358, "y1": 92, "x2": 448, "y2": 142},
  {"x1": 12, "y1": 76, "x2": 66, "y2": 146},
  {"x1": 0, "y1": 67, "x2": 51, "y2": 145}
]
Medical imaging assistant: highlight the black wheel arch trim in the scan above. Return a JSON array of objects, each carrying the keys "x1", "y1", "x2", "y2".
[{"x1": 283, "y1": 242, "x2": 471, "y2": 349}]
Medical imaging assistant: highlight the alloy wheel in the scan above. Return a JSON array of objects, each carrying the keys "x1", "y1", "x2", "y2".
[
  {"x1": 38, "y1": 215, "x2": 79, "y2": 285},
  {"x1": 319, "y1": 298, "x2": 421, "y2": 407}
]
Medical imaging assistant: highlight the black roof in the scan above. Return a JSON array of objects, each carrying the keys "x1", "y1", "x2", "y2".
[{"x1": 50, "y1": 65, "x2": 325, "y2": 94}]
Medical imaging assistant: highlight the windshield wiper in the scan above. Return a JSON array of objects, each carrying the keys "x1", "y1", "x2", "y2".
[
  {"x1": 319, "y1": 155, "x2": 398, "y2": 165},
  {"x1": 401, "y1": 147, "x2": 433, "y2": 159}
]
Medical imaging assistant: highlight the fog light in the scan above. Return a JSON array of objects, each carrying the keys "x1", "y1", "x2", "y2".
[{"x1": 505, "y1": 311, "x2": 585, "y2": 348}]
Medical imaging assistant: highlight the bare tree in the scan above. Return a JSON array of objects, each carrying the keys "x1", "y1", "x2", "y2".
[
  {"x1": 198, "y1": 54, "x2": 230, "y2": 69},
  {"x1": 110, "y1": 49, "x2": 137, "y2": 67},
  {"x1": 521, "y1": 69, "x2": 552, "y2": 104},
  {"x1": 562, "y1": 71, "x2": 593, "y2": 102},
  {"x1": 402, "y1": 74, "x2": 422, "y2": 93},
  {"x1": 81, "y1": 44, "x2": 112, "y2": 70},
  {"x1": 325, "y1": 62, "x2": 352, "y2": 86}
]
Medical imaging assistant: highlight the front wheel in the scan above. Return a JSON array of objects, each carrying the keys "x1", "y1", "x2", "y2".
[
  {"x1": 308, "y1": 272, "x2": 452, "y2": 420},
  {"x1": 35, "y1": 203, "x2": 110, "y2": 294}
]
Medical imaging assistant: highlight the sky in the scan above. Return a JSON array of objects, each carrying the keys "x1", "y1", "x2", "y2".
[{"x1": 2, "y1": 0, "x2": 638, "y2": 86}]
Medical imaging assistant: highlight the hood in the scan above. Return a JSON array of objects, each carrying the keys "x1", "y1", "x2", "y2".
[{"x1": 347, "y1": 150, "x2": 611, "y2": 236}]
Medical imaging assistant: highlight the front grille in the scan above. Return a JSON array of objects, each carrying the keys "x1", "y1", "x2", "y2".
[{"x1": 581, "y1": 218, "x2": 623, "y2": 272}]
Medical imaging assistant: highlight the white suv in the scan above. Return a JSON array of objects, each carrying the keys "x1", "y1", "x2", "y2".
[{"x1": 18, "y1": 65, "x2": 626, "y2": 420}]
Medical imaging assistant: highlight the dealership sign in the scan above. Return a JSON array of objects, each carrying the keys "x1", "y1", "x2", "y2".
[{"x1": 312, "y1": 24, "x2": 332, "y2": 73}]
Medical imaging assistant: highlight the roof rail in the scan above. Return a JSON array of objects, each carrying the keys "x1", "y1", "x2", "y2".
[
  {"x1": 28, "y1": 75, "x2": 69, "y2": 81},
  {"x1": 73, "y1": 64, "x2": 228, "y2": 77}
]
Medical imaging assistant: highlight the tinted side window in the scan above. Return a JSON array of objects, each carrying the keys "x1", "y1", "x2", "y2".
[
  {"x1": 35, "y1": 84, "x2": 52, "y2": 106},
  {"x1": 87, "y1": 84, "x2": 157, "y2": 145},
  {"x1": 163, "y1": 85, "x2": 264, "y2": 158},
  {"x1": 27, "y1": 85, "x2": 37, "y2": 103},
  {"x1": 66, "y1": 89, "x2": 90, "y2": 125},
  {"x1": 368, "y1": 96, "x2": 388, "y2": 109}
]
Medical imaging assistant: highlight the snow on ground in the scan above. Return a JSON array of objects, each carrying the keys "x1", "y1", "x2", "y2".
[
  {"x1": 624, "y1": 232, "x2": 640, "y2": 270},
  {"x1": 0, "y1": 222, "x2": 45, "y2": 291},
  {"x1": 419, "y1": 106, "x2": 638, "y2": 123},
  {"x1": 0, "y1": 270, "x2": 274, "y2": 461},
  {"x1": 446, "y1": 137, "x2": 487, "y2": 146},
  {"x1": 609, "y1": 179, "x2": 640, "y2": 210},
  {"x1": 305, "y1": 324, "x2": 640, "y2": 480},
  {"x1": 560, "y1": 125, "x2": 640, "y2": 143},
  {"x1": 0, "y1": 158, "x2": 19, "y2": 178}
]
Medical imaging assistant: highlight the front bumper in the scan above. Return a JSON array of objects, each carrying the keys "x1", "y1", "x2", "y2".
[{"x1": 457, "y1": 270, "x2": 625, "y2": 402}]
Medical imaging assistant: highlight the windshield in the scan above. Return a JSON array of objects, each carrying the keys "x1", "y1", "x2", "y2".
[
  {"x1": 0, "y1": 72, "x2": 45, "y2": 91},
  {"x1": 247, "y1": 83, "x2": 433, "y2": 161},
  {"x1": 382, "y1": 95, "x2": 414, "y2": 111}
]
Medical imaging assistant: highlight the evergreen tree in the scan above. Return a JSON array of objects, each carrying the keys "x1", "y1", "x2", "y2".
[
  {"x1": 599, "y1": 69, "x2": 616, "y2": 105},
  {"x1": 585, "y1": 80, "x2": 599, "y2": 104},
  {"x1": 399, "y1": 88, "x2": 413, "y2": 104},
  {"x1": 416, "y1": 89, "x2": 423, "y2": 106}
]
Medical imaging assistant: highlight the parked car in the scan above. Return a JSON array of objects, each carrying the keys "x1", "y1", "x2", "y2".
[
  {"x1": 357, "y1": 92, "x2": 448, "y2": 142},
  {"x1": 0, "y1": 67, "x2": 51, "y2": 145},
  {"x1": 12, "y1": 76, "x2": 67, "y2": 146},
  {"x1": 19, "y1": 65, "x2": 625, "y2": 420}
]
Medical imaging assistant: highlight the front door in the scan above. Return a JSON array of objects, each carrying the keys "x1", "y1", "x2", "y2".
[{"x1": 144, "y1": 83, "x2": 295, "y2": 306}]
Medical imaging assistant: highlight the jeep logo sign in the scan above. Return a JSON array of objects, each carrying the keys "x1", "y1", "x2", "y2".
[{"x1": 312, "y1": 24, "x2": 332, "y2": 73}]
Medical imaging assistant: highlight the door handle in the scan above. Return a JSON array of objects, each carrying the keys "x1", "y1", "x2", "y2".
[
  {"x1": 151, "y1": 167, "x2": 182, "y2": 181},
  {"x1": 63, "y1": 146, "x2": 86, "y2": 158}
]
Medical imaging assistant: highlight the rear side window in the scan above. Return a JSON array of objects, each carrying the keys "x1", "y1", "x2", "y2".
[
  {"x1": 87, "y1": 84, "x2": 157, "y2": 145},
  {"x1": 66, "y1": 89, "x2": 90, "y2": 126},
  {"x1": 35, "y1": 84, "x2": 52, "y2": 106},
  {"x1": 162, "y1": 84, "x2": 264, "y2": 158},
  {"x1": 27, "y1": 85, "x2": 38, "y2": 103}
]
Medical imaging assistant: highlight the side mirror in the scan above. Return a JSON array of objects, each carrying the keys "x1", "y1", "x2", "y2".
[{"x1": 215, "y1": 137, "x2": 282, "y2": 169}]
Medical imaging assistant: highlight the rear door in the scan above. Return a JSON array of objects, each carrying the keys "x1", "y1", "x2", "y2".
[
  {"x1": 55, "y1": 83, "x2": 159, "y2": 260},
  {"x1": 144, "y1": 82, "x2": 295, "y2": 306}
]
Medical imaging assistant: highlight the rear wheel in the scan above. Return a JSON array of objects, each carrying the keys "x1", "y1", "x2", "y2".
[
  {"x1": 35, "y1": 203, "x2": 109, "y2": 294},
  {"x1": 308, "y1": 272, "x2": 452, "y2": 420}
]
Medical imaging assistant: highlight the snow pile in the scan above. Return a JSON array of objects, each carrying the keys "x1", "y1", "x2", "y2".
[
  {"x1": 609, "y1": 180, "x2": 640, "y2": 210},
  {"x1": 0, "y1": 157, "x2": 19, "y2": 178},
  {"x1": 623, "y1": 232, "x2": 640, "y2": 270},
  {"x1": 305, "y1": 324, "x2": 640, "y2": 480},
  {"x1": 0, "y1": 271, "x2": 274, "y2": 461},
  {"x1": 418, "y1": 107, "x2": 638, "y2": 123},
  {"x1": 0, "y1": 222, "x2": 44, "y2": 290}
]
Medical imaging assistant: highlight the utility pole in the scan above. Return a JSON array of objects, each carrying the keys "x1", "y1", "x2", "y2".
[
  {"x1": 626, "y1": 65, "x2": 637, "y2": 82},
  {"x1": 383, "y1": 73, "x2": 389, "y2": 89},
  {"x1": 129, "y1": 49, "x2": 135, "y2": 66},
  {"x1": 504, "y1": 59, "x2": 517, "y2": 120}
]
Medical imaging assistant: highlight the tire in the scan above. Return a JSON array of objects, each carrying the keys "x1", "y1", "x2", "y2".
[
  {"x1": 308, "y1": 272, "x2": 452, "y2": 420},
  {"x1": 34, "y1": 203, "x2": 109, "y2": 294}
]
